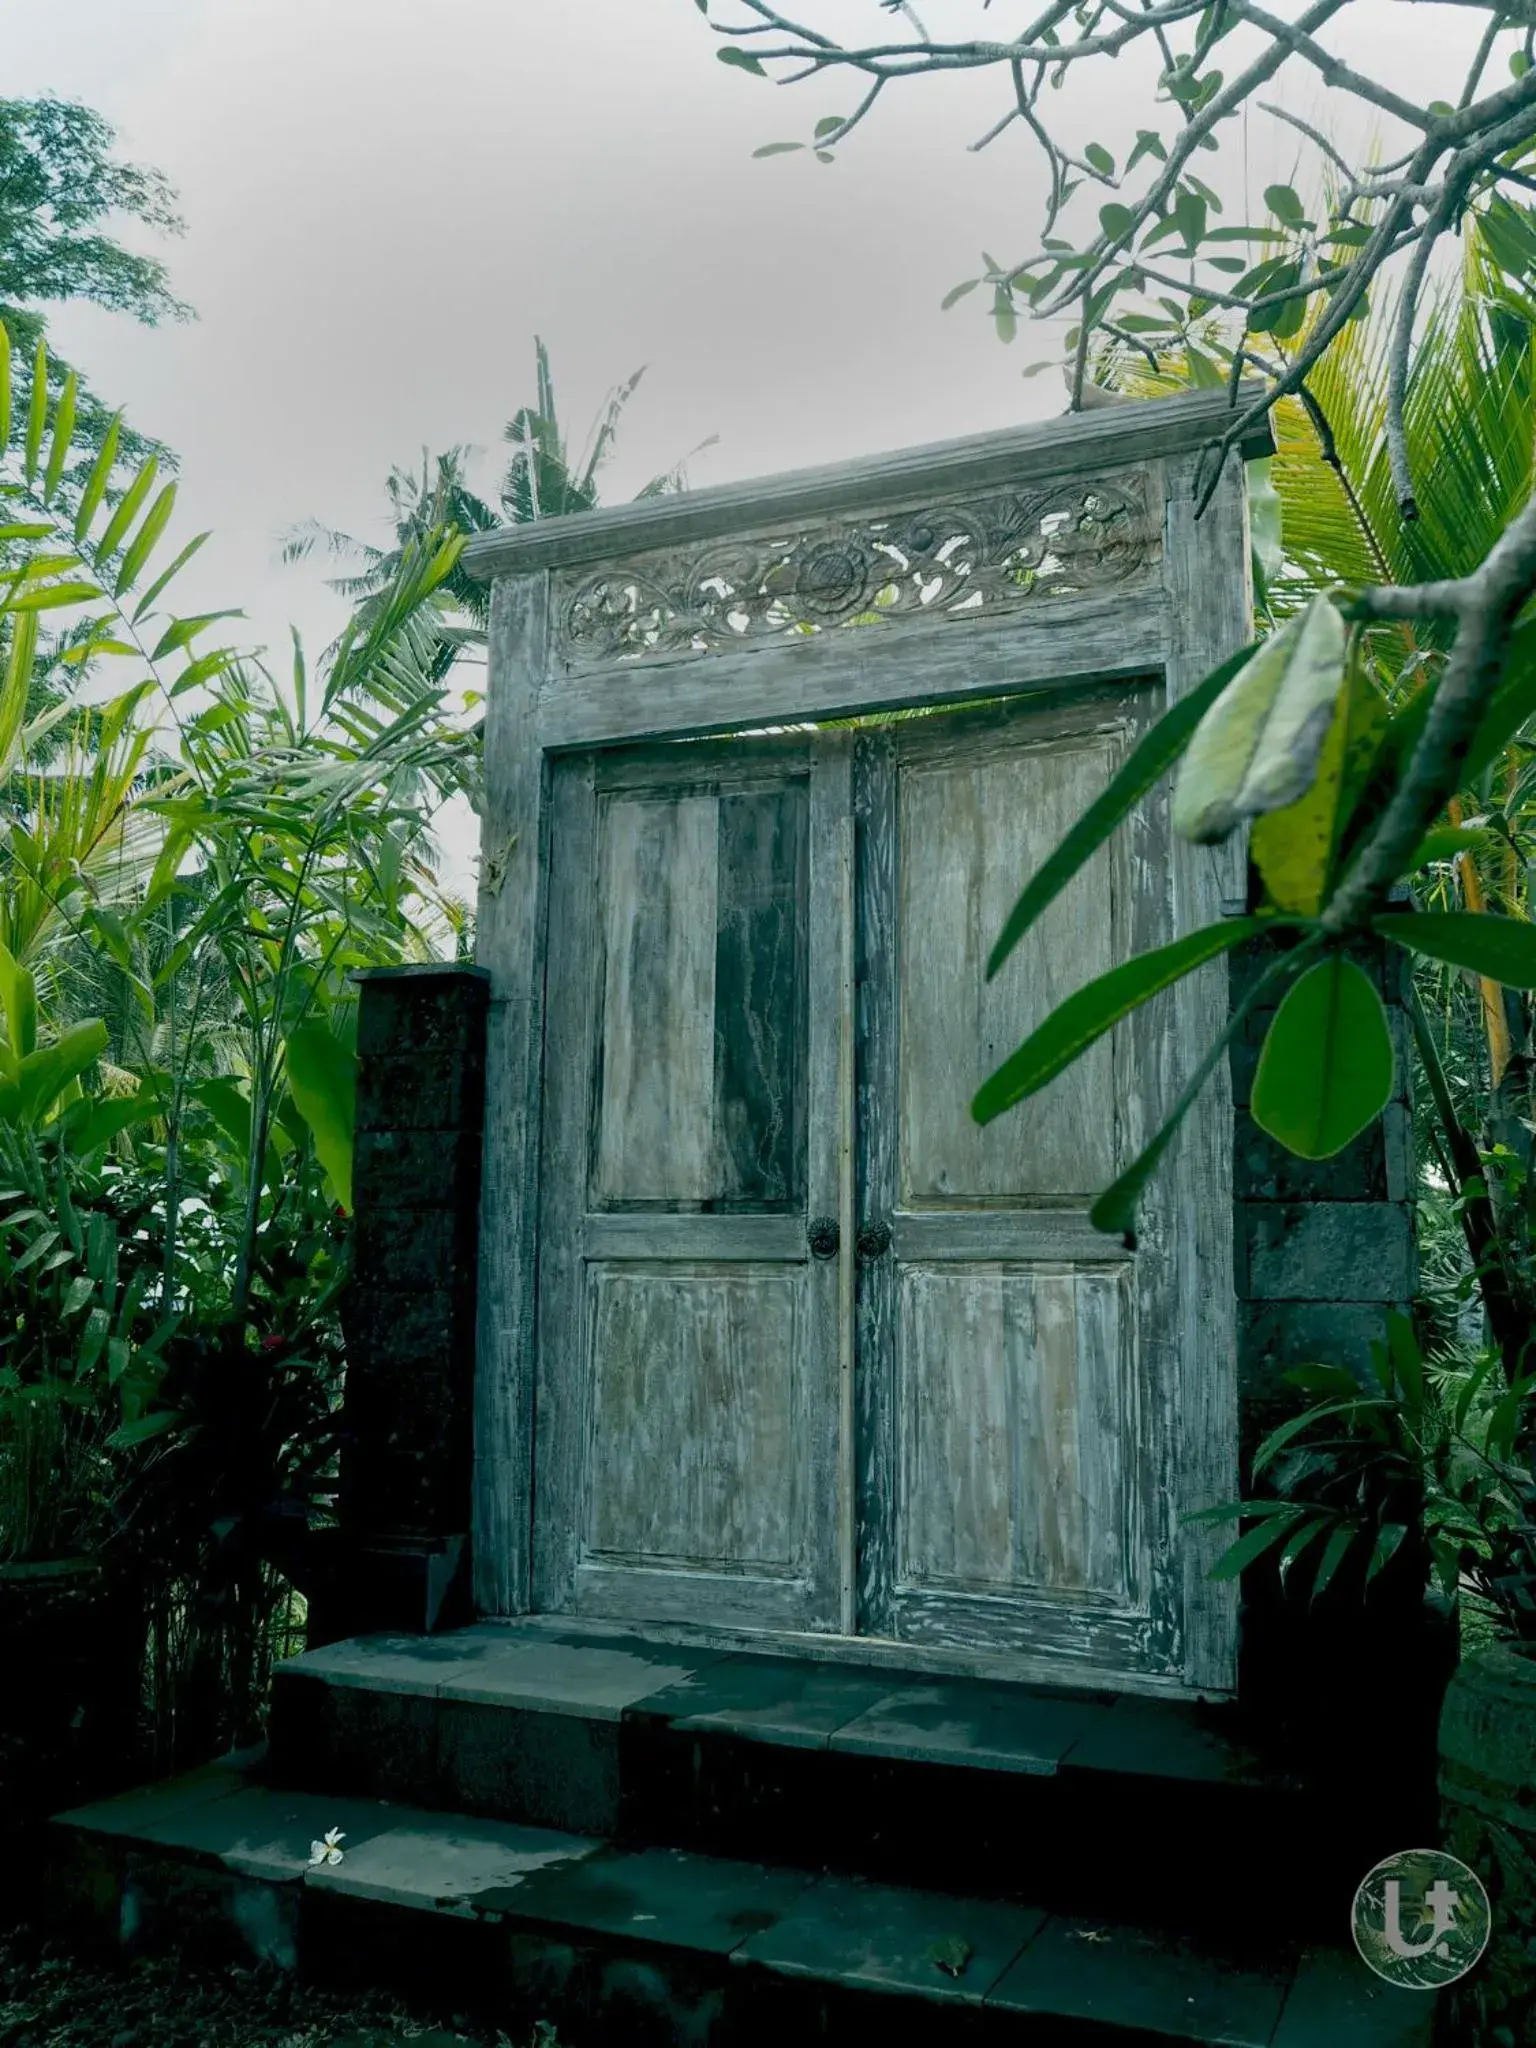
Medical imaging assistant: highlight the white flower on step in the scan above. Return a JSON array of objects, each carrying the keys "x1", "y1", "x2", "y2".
[{"x1": 308, "y1": 1827, "x2": 345, "y2": 1867}]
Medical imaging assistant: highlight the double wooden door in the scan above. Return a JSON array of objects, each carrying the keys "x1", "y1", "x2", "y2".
[{"x1": 532, "y1": 685, "x2": 1194, "y2": 1687}]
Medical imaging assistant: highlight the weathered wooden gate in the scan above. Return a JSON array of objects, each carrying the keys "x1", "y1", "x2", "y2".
[{"x1": 465, "y1": 390, "x2": 1268, "y2": 1698}]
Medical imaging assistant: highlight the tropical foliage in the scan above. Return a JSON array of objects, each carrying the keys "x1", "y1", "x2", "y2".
[
  {"x1": 1041, "y1": 192, "x2": 1536, "y2": 1636},
  {"x1": 0, "y1": 318, "x2": 478, "y2": 1757}
]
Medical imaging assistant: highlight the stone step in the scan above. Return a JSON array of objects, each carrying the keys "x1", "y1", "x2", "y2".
[
  {"x1": 266, "y1": 1621, "x2": 1398, "y2": 1942},
  {"x1": 47, "y1": 1757, "x2": 1432, "y2": 2048}
]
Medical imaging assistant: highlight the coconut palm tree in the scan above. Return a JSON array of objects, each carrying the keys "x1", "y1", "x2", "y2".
[{"x1": 281, "y1": 336, "x2": 718, "y2": 677}]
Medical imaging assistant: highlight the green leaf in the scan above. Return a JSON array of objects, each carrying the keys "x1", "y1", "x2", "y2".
[
  {"x1": 62, "y1": 1086, "x2": 165, "y2": 1156},
  {"x1": 941, "y1": 278, "x2": 981, "y2": 310},
  {"x1": 974, "y1": 919, "x2": 1261, "y2": 1125},
  {"x1": 1251, "y1": 666, "x2": 1387, "y2": 915},
  {"x1": 0, "y1": 939, "x2": 37, "y2": 1059},
  {"x1": 1373, "y1": 911, "x2": 1536, "y2": 988},
  {"x1": 107, "y1": 1410, "x2": 181, "y2": 1449},
  {"x1": 1405, "y1": 822, "x2": 1499, "y2": 871},
  {"x1": 1085, "y1": 142, "x2": 1115, "y2": 175},
  {"x1": 1513, "y1": 49, "x2": 1531, "y2": 76},
  {"x1": 1310, "y1": 1524, "x2": 1357, "y2": 1604},
  {"x1": 7, "y1": 580, "x2": 102, "y2": 613},
  {"x1": 151, "y1": 610, "x2": 244, "y2": 661},
  {"x1": 73, "y1": 413, "x2": 121, "y2": 543},
  {"x1": 1285, "y1": 1362, "x2": 1367, "y2": 1399},
  {"x1": 23, "y1": 338, "x2": 46, "y2": 484},
  {"x1": 1185, "y1": 343, "x2": 1223, "y2": 389},
  {"x1": 42, "y1": 371, "x2": 77, "y2": 508},
  {"x1": 114, "y1": 482, "x2": 177, "y2": 597},
  {"x1": 1208, "y1": 1508, "x2": 1309, "y2": 1580},
  {"x1": 61, "y1": 1274, "x2": 95, "y2": 1317},
  {"x1": 1247, "y1": 457, "x2": 1282, "y2": 603},
  {"x1": 814, "y1": 116, "x2": 845, "y2": 139},
  {"x1": 1264, "y1": 183, "x2": 1306, "y2": 226},
  {"x1": 130, "y1": 531, "x2": 210, "y2": 622},
  {"x1": 1100, "y1": 202, "x2": 1135, "y2": 241},
  {"x1": 95, "y1": 457, "x2": 159, "y2": 561},
  {"x1": 1252, "y1": 1395, "x2": 1392, "y2": 1477},
  {"x1": 987, "y1": 641, "x2": 1258, "y2": 977},
  {"x1": 284, "y1": 1023, "x2": 356, "y2": 1210},
  {"x1": 193, "y1": 1077, "x2": 253, "y2": 1162},
  {"x1": 752, "y1": 141, "x2": 803, "y2": 156},
  {"x1": 1171, "y1": 596, "x2": 1347, "y2": 843},
  {"x1": 16, "y1": 1020, "x2": 108, "y2": 1125},
  {"x1": 1251, "y1": 957, "x2": 1394, "y2": 1159},
  {"x1": 1278, "y1": 1516, "x2": 1333, "y2": 1589},
  {"x1": 1386, "y1": 1308, "x2": 1421, "y2": 1407},
  {"x1": 717, "y1": 46, "x2": 766, "y2": 74},
  {"x1": 1127, "y1": 129, "x2": 1166, "y2": 171}
]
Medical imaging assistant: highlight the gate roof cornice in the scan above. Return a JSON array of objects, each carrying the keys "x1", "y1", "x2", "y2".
[{"x1": 462, "y1": 385, "x2": 1273, "y2": 585}]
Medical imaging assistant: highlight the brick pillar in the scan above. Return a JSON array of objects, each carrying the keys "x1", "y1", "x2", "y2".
[{"x1": 312, "y1": 964, "x2": 490, "y2": 1643}]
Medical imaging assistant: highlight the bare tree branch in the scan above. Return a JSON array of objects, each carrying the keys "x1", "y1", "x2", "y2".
[{"x1": 708, "y1": 0, "x2": 1536, "y2": 511}]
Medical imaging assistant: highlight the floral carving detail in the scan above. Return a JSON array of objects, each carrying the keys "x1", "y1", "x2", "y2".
[{"x1": 556, "y1": 475, "x2": 1156, "y2": 669}]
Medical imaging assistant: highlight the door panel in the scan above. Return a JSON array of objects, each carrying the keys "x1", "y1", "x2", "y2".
[
  {"x1": 898, "y1": 738, "x2": 1118, "y2": 1199},
  {"x1": 856, "y1": 693, "x2": 1183, "y2": 1682},
  {"x1": 592, "y1": 784, "x2": 806, "y2": 1210},
  {"x1": 586, "y1": 1262, "x2": 804, "y2": 1568},
  {"x1": 897, "y1": 1260, "x2": 1137, "y2": 1605},
  {"x1": 534, "y1": 739, "x2": 845, "y2": 1631}
]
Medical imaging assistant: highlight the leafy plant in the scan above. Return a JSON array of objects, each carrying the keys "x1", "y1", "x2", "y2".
[
  {"x1": 1192, "y1": 1315, "x2": 1536, "y2": 1639},
  {"x1": 0, "y1": 310, "x2": 480, "y2": 1759}
]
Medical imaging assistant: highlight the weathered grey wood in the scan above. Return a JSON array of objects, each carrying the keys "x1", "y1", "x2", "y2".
[
  {"x1": 586, "y1": 1264, "x2": 803, "y2": 1566},
  {"x1": 473, "y1": 571, "x2": 552, "y2": 1617},
  {"x1": 857, "y1": 698, "x2": 1185, "y2": 1682},
  {"x1": 714, "y1": 786, "x2": 807, "y2": 1208},
  {"x1": 808, "y1": 737, "x2": 854, "y2": 1636},
  {"x1": 890, "y1": 1213, "x2": 1136, "y2": 1264},
  {"x1": 897, "y1": 724, "x2": 1127, "y2": 1200},
  {"x1": 533, "y1": 731, "x2": 841, "y2": 1634},
  {"x1": 463, "y1": 387, "x2": 1272, "y2": 582},
  {"x1": 831, "y1": 748, "x2": 857, "y2": 1636},
  {"x1": 899, "y1": 1263, "x2": 1136, "y2": 1604},
  {"x1": 593, "y1": 734, "x2": 812, "y2": 789},
  {"x1": 1159, "y1": 449, "x2": 1250, "y2": 1695},
  {"x1": 534, "y1": 592, "x2": 1169, "y2": 752},
  {"x1": 593, "y1": 792, "x2": 718, "y2": 1204},
  {"x1": 582, "y1": 1214, "x2": 805, "y2": 1263},
  {"x1": 531, "y1": 757, "x2": 600, "y2": 1614},
  {"x1": 853, "y1": 729, "x2": 899, "y2": 1639}
]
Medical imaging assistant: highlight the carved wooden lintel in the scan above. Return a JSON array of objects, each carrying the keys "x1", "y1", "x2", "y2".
[{"x1": 552, "y1": 473, "x2": 1157, "y2": 673}]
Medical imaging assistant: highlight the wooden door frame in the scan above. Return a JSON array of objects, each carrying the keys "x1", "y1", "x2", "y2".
[{"x1": 467, "y1": 388, "x2": 1270, "y2": 1696}]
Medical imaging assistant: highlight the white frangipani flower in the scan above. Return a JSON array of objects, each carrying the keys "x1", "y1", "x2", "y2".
[{"x1": 308, "y1": 1827, "x2": 345, "y2": 1867}]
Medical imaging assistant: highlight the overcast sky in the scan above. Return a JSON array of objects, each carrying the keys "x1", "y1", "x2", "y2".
[{"x1": 7, "y1": 0, "x2": 1493, "y2": 890}]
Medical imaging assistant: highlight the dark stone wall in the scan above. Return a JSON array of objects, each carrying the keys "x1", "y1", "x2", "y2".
[
  {"x1": 1230, "y1": 926, "x2": 1417, "y2": 1462},
  {"x1": 317, "y1": 964, "x2": 490, "y2": 1641},
  {"x1": 1226, "y1": 923, "x2": 1450, "y2": 1836}
]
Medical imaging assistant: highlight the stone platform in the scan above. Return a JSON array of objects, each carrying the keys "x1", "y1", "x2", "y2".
[{"x1": 47, "y1": 1620, "x2": 1436, "y2": 2046}]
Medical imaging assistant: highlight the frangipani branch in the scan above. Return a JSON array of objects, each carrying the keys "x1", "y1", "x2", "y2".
[{"x1": 704, "y1": 0, "x2": 1536, "y2": 516}]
